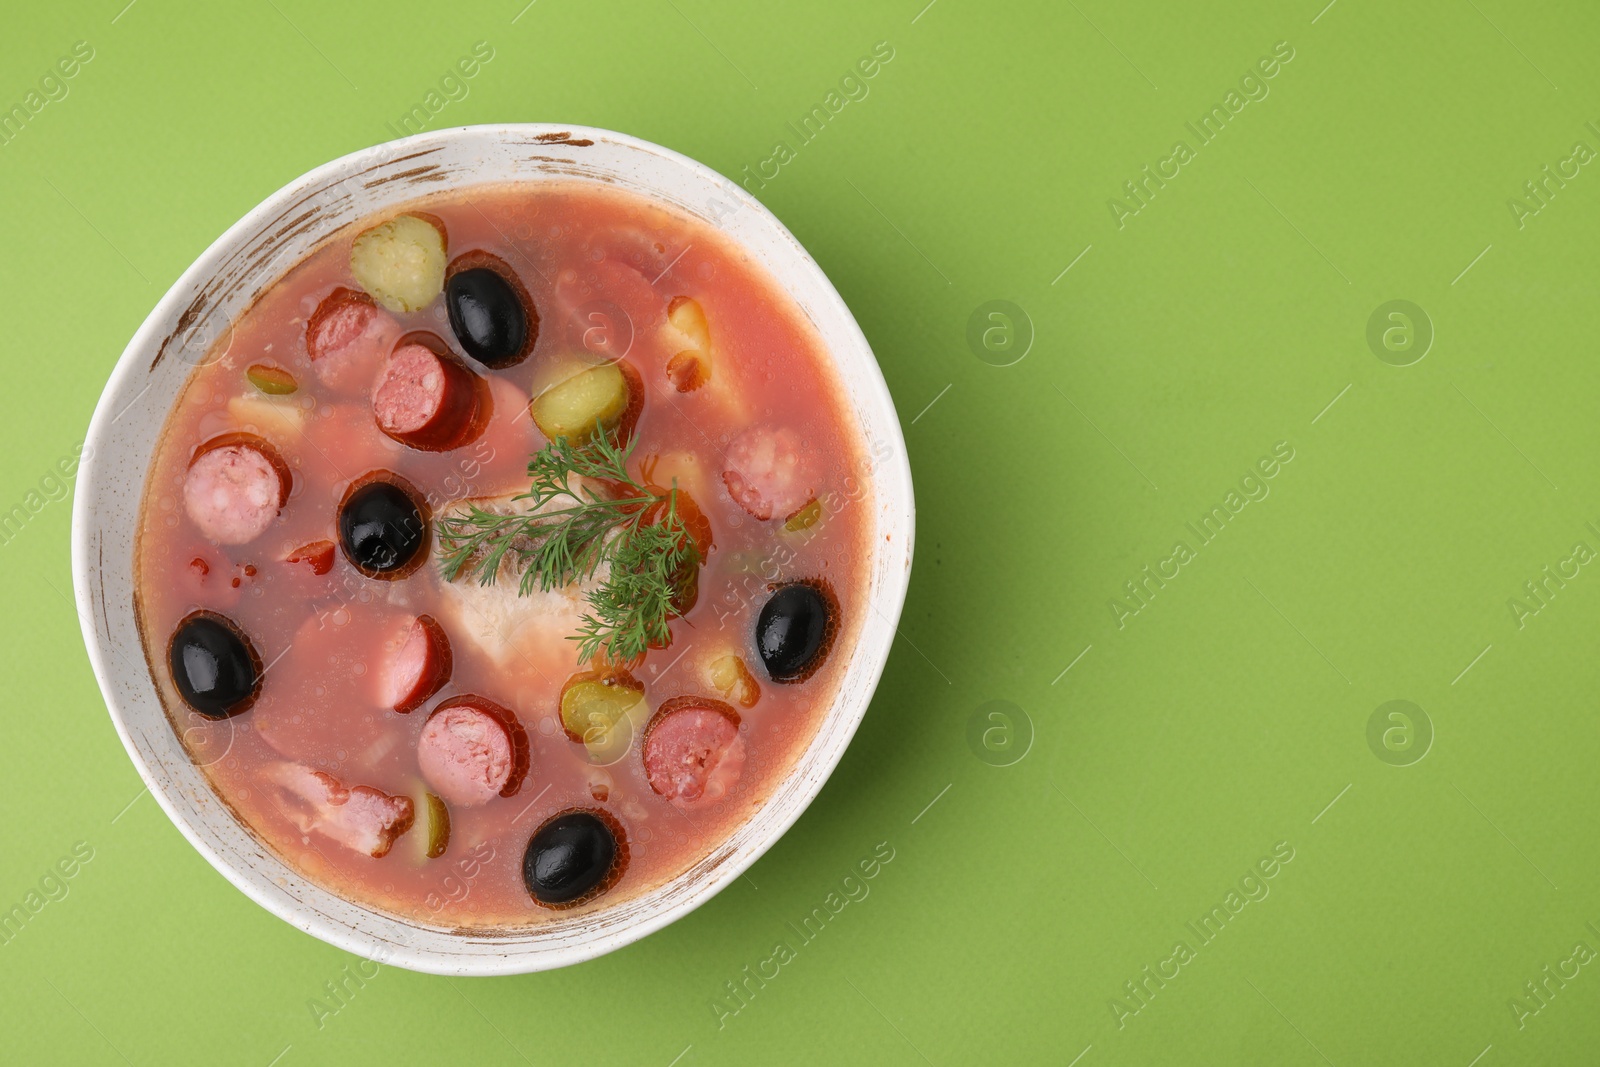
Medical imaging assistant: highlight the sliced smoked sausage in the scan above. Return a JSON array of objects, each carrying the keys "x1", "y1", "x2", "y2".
[
  {"x1": 371, "y1": 334, "x2": 488, "y2": 451},
  {"x1": 642, "y1": 696, "x2": 743, "y2": 802},
  {"x1": 721, "y1": 425, "x2": 814, "y2": 522},
  {"x1": 306, "y1": 288, "x2": 398, "y2": 393},
  {"x1": 382, "y1": 614, "x2": 452, "y2": 713},
  {"x1": 416, "y1": 695, "x2": 529, "y2": 806},
  {"x1": 183, "y1": 433, "x2": 291, "y2": 544}
]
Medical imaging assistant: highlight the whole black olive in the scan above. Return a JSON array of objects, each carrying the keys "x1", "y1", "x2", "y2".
[
  {"x1": 446, "y1": 254, "x2": 535, "y2": 368},
  {"x1": 522, "y1": 809, "x2": 626, "y2": 907},
  {"x1": 755, "y1": 579, "x2": 838, "y2": 683},
  {"x1": 338, "y1": 473, "x2": 429, "y2": 579},
  {"x1": 168, "y1": 611, "x2": 262, "y2": 719}
]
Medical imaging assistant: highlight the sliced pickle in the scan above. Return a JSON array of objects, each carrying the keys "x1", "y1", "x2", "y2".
[
  {"x1": 530, "y1": 361, "x2": 631, "y2": 443},
  {"x1": 407, "y1": 786, "x2": 450, "y2": 862},
  {"x1": 423, "y1": 791, "x2": 450, "y2": 858},
  {"x1": 783, "y1": 499, "x2": 823, "y2": 533},
  {"x1": 246, "y1": 363, "x2": 298, "y2": 395},
  {"x1": 350, "y1": 214, "x2": 447, "y2": 313},
  {"x1": 560, "y1": 669, "x2": 646, "y2": 763}
]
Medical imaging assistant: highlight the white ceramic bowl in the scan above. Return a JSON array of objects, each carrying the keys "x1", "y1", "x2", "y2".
[{"x1": 71, "y1": 124, "x2": 914, "y2": 975}]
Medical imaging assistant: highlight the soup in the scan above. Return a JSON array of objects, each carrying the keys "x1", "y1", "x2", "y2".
[{"x1": 133, "y1": 181, "x2": 872, "y2": 928}]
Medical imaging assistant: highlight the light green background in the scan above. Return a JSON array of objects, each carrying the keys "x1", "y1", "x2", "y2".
[{"x1": 2, "y1": 0, "x2": 1597, "y2": 1063}]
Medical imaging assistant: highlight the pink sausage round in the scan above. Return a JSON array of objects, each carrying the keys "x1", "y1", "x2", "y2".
[
  {"x1": 382, "y1": 614, "x2": 453, "y2": 714},
  {"x1": 642, "y1": 697, "x2": 743, "y2": 802},
  {"x1": 183, "y1": 433, "x2": 291, "y2": 545},
  {"x1": 721, "y1": 426, "x2": 814, "y2": 522},
  {"x1": 306, "y1": 288, "x2": 398, "y2": 393},
  {"x1": 371, "y1": 337, "x2": 488, "y2": 452},
  {"x1": 417, "y1": 695, "x2": 529, "y2": 806}
]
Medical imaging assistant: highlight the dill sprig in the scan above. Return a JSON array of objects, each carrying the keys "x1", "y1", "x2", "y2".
[
  {"x1": 435, "y1": 427, "x2": 701, "y2": 664},
  {"x1": 572, "y1": 491, "x2": 698, "y2": 663}
]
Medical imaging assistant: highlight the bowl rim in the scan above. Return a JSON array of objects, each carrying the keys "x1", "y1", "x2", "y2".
[{"x1": 70, "y1": 123, "x2": 915, "y2": 975}]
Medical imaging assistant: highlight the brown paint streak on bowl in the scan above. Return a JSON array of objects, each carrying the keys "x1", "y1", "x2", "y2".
[
  {"x1": 150, "y1": 293, "x2": 209, "y2": 371},
  {"x1": 363, "y1": 164, "x2": 443, "y2": 188},
  {"x1": 533, "y1": 131, "x2": 595, "y2": 146}
]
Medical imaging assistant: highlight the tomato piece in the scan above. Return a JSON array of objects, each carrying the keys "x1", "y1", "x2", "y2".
[{"x1": 286, "y1": 539, "x2": 335, "y2": 575}]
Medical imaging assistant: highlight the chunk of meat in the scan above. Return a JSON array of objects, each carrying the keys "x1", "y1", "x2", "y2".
[
  {"x1": 381, "y1": 614, "x2": 452, "y2": 713},
  {"x1": 642, "y1": 697, "x2": 744, "y2": 803},
  {"x1": 263, "y1": 762, "x2": 414, "y2": 858},
  {"x1": 417, "y1": 696, "x2": 529, "y2": 806},
  {"x1": 434, "y1": 489, "x2": 607, "y2": 675},
  {"x1": 721, "y1": 426, "x2": 815, "y2": 522},
  {"x1": 306, "y1": 288, "x2": 401, "y2": 393},
  {"x1": 183, "y1": 433, "x2": 291, "y2": 544},
  {"x1": 371, "y1": 339, "x2": 488, "y2": 452},
  {"x1": 665, "y1": 350, "x2": 709, "y2": 392}
]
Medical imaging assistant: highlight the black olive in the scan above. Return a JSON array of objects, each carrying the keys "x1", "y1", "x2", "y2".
[
  {"x1": 445, "y1": 255, "x2": 535, "y2": 368},
  {"x1": 756, "y1": 579, "x2": 838, "y2": 683},
  {"x1": 338, "y1": 473, "x2": 429, "y2": 580},
  {"x1": 168, "y1": 611, "x2": 262, "y2": 719},
  {"x1": 522, "y1": 809, "x2": 626, "y2": 907}
]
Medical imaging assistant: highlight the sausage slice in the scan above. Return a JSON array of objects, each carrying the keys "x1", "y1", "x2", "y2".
[
  {"x1": 183, "y1": 433, "x2": 291, "y2": 544},
  {"x1": 642, "y1": 696, "x2": 743, "y2": 802},
  {"x1": 371, "y1": 335, "x2": 488, "y2": 451},
  {"x1": 306, "y1": 288, "x2": 398, "y2": 392},
  {"x1": 417, "y1": 695, "x2": 529, "y2": 806},
  {"x1": 721, "y1": 426, "x2": 814, "y2": 522},
  {"x1": 382, "y1": 614, "x2": 452, "y2": 713}
]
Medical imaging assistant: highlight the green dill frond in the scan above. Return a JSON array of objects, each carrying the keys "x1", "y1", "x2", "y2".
[
  {"x1": 573, "y1": 503, "x2": 699, "y2": 663},
  {"x1": 434, "y1": 424, "x2": 702, "y2": 665}
]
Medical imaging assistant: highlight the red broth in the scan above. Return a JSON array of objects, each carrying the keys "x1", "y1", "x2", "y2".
[{"x1": 133, "y1": 182, "x2": 872, "y2": 929}]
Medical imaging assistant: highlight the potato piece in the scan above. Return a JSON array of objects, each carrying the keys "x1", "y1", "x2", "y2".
[
  {"x1": 707, "y1": 654, "x2": 761, "y2": 708},
  {"x1": 642, "y1": 449, "x2": 710, "y2": 502},
  {"x1": 226, "y1": 393, "x2": 305, "y2": 442},
  {"x1": 667, "y1": 296, "x2": 710, "y2": 350},
  {"x1": 530, "y1": 361, "x2": 632, "y2": 443},
  {"x1": 350, "y1": 214, "x2": 447, "y2": 313},
  {"x1": 664, "y1": 297, "x2": 713, "y2": 393}
]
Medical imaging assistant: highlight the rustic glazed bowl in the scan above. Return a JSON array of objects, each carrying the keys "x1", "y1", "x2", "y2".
[{"x1": 70, "y1": 124, "x2": 914, "y2": 975}]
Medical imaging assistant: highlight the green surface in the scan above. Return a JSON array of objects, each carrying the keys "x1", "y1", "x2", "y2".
[{"x1": 2, "y1": 0, "x2": 1597, "y2": 1063}]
